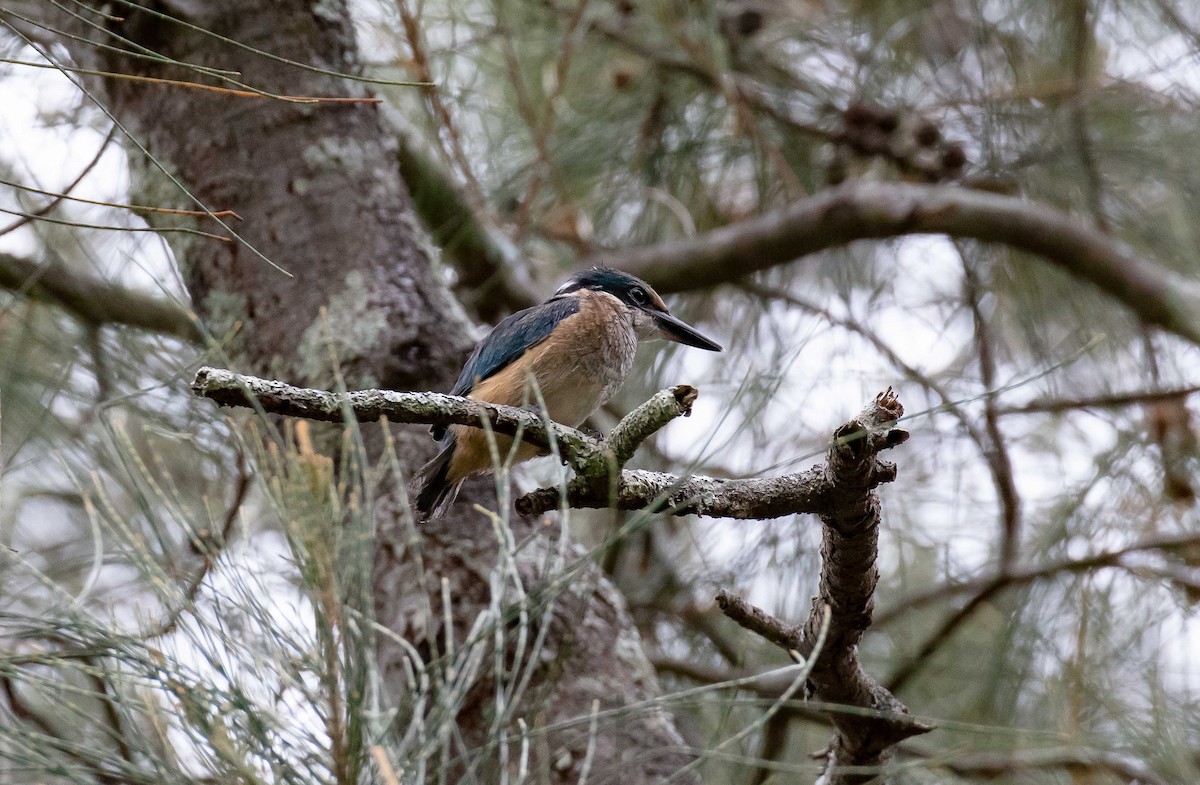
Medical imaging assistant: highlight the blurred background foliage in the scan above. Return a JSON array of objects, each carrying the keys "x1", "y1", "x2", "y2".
[{"x1": 3, "y1": 0, "x2": 1200, "y2": 782}]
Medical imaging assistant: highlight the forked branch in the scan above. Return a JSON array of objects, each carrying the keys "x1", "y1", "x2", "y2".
[
  {"x1": 192, "y1": 368, "x2": 907, "y2": 522},
  {"x1": 716, "y1": 390, "x2": 932, "y2": 785}
]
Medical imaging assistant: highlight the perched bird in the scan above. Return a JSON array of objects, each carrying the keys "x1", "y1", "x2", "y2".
[{"x1": 415, "y1": 267, "x2": 722, "y2": 516}]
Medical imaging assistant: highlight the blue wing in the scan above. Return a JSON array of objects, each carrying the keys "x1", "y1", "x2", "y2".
[
  {"x1": 432, "y1": 296, "x2": 580, "y2": 440},
  {"x1": 450, "y1": 297, "x2": 580, "y2": 395}
]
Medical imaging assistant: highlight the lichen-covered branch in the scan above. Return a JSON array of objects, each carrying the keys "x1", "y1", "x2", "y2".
[
  {"x1": 514, "y1": 465, "x2": 835, "y2": 518},
  {"x1": 716, "y1": 390, "x2": 932, "y2": 785},
  {"x1": 516, "y1": 394, "x2": 906, "y2": 518},
  {"x1": 192, "y1": 365, "x2": 596, "y2": 457},
  {"x1": 191, "y1": 367, "x2": 697, "y2": 487},
  {"x1": 604, "y1": 385, "x2": 697, "y2": 468},
  {"x1": 193, "y1": 367, "x2": 905, "y2": 526}
]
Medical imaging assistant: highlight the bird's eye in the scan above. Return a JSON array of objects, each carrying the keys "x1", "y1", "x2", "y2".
[{"x1": 629, "y1": 287, "x2": 647, "y2": 305}]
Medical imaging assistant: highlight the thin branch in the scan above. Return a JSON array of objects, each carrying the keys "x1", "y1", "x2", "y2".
[
  {"x1": 92, "y1": 0, "x2": 426, "y2": 89},
  {"x1": 1, "y1": 673, "x2": 132, "y2": 785},
  {"x1": 0, "y1": 57, "x2": 382, "y2": 102},
  {"x1": 585, "y1": 15, "x2": 835, "y2": 144},
  {"x1": 394, "y1": 0, "x2": 488, "y2": 212},
  {"x1": 0, "y1": 206, "x2": 231, "y2": 241},
  {"x1": 1068, "y1": 0, "x2": 1109, "y2": 231},
  {"x1": 881, "y1": 530, "x2": 1200, "y2": 692},
  {"x1": 0, "y1": 175, "x2": 242, "y2": 221},
  {"x1": 506, "y1": 0, "x2": 591, "y2": 241},
  {"x1": 905, "y1": 744, "x2": 1173, "y2": 785},
  {"x1": 83, "y1": 657, "x2": 135, "y2": 767},
  {"x1": 873, "y1": 531, "x2": 1200, "y2": 628},
  {"x1": 147, "y1": 451, "x2": 252, "y2": 639},
  {"x1": 885, "y1": 585, "x2": 999, "y2": 694},
  {"x1": 590, "y1": 180, "x2": 1200, "y2": 346},
  {"x1": 643, "y1": 594, "x2": 745, "y2": 666},
  {"x1": 994, "y1": 385, "x2": 1200, "y2": 415},
  {"x1": 0, "y1": 126, "x2": 115, "y2": 238},
  {"x1": 962, "y1": 254, "x2": 1022, "y2": 572},
  {"x1": 0, "y1": 251, "x2": 201, "y2": 341},
  {"x1": 650, "y1": 656, "x2": 829, "y2": 726},
  {"x1": 739, "y1": 280, "x2": 994, "y2": 462}
]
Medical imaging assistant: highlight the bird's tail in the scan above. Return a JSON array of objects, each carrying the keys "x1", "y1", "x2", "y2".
[{"x1": 414, "y1": 441, "x2": 461, "y2": 518}]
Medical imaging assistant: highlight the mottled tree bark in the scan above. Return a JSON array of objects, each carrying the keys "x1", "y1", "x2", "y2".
[{"x1": 8, "y1": 2, "x2": 692, "y2": 781}]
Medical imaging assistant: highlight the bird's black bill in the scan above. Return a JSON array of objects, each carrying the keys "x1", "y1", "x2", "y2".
[{"x1": 652, "y1": 310, "x2": 723, "y2": 351}]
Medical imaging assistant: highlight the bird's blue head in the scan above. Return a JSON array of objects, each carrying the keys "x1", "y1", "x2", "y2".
[{"x1": 554, "y1": 267, "x2": 722, "y2": 351}]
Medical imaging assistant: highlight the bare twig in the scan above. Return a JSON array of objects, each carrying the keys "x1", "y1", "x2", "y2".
[
  {"x1": 905, "y1": 744, "x2": 1173, "y2": 785},
  {"x1": 507, "y1": 0, "x2": 591, "y2": 240},
  {"x1": 873, "y1": 531, "x2": 1200, "y2": 628},
  {"x1": 0, "y1": 175, "x2": 242, "y2": 221},
  {"x1": 1, "y1": 673, "x2": 133, "y2": 785},
  {"x1": 585, "y1": 16, "x2": 835, "y2": 144},
  {"x1": 148, "y1": 451, "x2": 253, "y2": 639},
  {"x1": 885, "y1": 587, "x2": 998, "y2": 694},
  {"x1": 0, "y1": 126, "x2": 115, "y2": 238},
  {"x1": 394, "y1": 0, "x2": 488, "y2": 212},
  {"x1": 881, "y1": 529, "x2": 1200, "y2": 693},
  {"x1": 83, "y1": 657, "x2": 135, "y2": 767},
  {"x1": 961, "y1": 254, "x2": 1022, "y2": 571},
  {"x1": 740, "y1": 280, "x2": 994, "y2": 462},
  {"x1": 995, "y1": 385, "x2": 1200, "y2": 415},
  {"x1": 1068, "y1": 0, "x2": 1109, "y2": 231}
]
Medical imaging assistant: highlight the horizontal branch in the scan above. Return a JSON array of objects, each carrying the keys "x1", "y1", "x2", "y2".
[
  {"x1": 996, "y1": 384, "x2": 1200, "y2": 415},
  {"x1": 0, "y1": 251, "x2": 201, "y2": 342},
  {"x1": 191, "y1": 367, "x2": 698, "y2": 484},
  {"x1": 515, "y1": 464, "x2": 833, "y2": 518},
  {"x1": 907, "y1": 745, "x2": 1173, "y2": 785},
  {"x1": 192, "y1": 365, "x2": 596, "y2": 455},
  {"x1": 593, "y1": 180, "x2": 1200, "y2": 346},
  {"x1": 518, "y1": 405, "x2": 906, "y2": 518}
]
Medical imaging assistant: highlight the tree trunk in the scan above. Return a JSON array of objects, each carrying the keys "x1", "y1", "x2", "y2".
[{"x1": 15, "y1": 2, "x2": 693, "y2": 781}]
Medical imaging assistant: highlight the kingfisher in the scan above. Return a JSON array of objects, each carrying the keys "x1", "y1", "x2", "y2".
[{"x1": 414, "y1": 267, "x2": 722, "y2": 516}]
